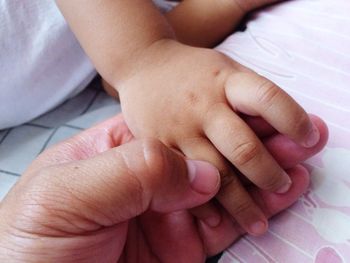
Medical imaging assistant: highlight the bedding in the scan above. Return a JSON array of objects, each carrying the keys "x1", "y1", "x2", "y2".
[
  {"x1": 216, "y1": 1, "x2": 350, "y2": 262},
  {"x1": 0, "y1": 1, "x2": 349, "y2": 262}
]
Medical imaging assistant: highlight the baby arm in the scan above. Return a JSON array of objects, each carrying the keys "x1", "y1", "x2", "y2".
[
  {"x1": 56, "y1": 0, "x2": 174, "y2": 86},
  {"x1": 166, "y1": 0, "x2": 282, "y2": 47},
  {"x1": 103, "y1": 0, "x2": 284, "y2": 97},
  {"x1": 56, "y1": 0, "x2": 319, "y2": 236}
]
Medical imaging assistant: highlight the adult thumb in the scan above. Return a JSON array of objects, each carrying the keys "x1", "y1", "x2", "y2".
[{"x1": 26, "y1": 139, "x2": 220, "y2": 226}]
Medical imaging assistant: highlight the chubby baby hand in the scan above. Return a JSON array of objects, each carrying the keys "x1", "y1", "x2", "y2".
[{"x1": 116, "y1": 39, "x2": 320, "y2": 236}]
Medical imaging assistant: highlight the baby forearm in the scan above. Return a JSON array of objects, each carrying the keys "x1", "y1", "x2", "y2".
[
  {"x1": 166, "y1": 0, "x2": 281, "y2": 48},
  {"x1": 56, "y1": 0, "x2": 174, "y2": 87},
  {"x1": 166, "y1": 0, "x2": 245, "y2": 47}
]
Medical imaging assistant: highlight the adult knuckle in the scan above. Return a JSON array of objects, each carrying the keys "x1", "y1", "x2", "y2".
[
  {"x1": 126, "y1": 174, "x2": 147, "y2": 214},
  {"x1": 111, "y1": 146, "x2": 148, "y2": 214},
  {"x1": 230, "y1": 141, "x2": 260, "y2": 166},
  {"x1": 141, "y1": 138, "x2": 168, "y2": 177}
]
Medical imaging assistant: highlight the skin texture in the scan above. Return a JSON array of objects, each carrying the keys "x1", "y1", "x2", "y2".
[
  {"x1": 56, "y1": 0, "x2": 321, "y2": 235},
  {"x1": 166, "y1": 0, "x2": 283, "y2": 47},
  {"x1": 0, "y1": 114, "x2": 328, "y2": 262},
  {"x1": 102, "y1": 0, "x2": 283, "y2": 94},
  {"x1": 118, "y1": 39, "x2": 321, "y2": 234}
]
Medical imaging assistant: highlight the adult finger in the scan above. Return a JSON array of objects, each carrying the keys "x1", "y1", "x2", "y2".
[
  {"x1": 232, "y1": 115, "x2": 327, "y2": 186},
  {"x1": 199, "y1": 164, "x2": 310, "y2": 256},
  {"x1": 22, "y1": 139, "x2": 220, "y2": 231},
  {"x1": 180, "y1": 138, "x2": 268, "y2": 236},
  {"x1": 204, "y1": 103, "x2": 292, "y2": 194},
  {"x1": 243, "y1": 114, "x2": 328, "y2": 168},
  {"x1": 264, "y1": 115, "x2": 329, "y2": 169},
  {"x1": 226, "y1": 73, "x2": 320, "y2": 148},
  {"x1": 254, "y1": 165, "x2": 310, "y2": 217}
]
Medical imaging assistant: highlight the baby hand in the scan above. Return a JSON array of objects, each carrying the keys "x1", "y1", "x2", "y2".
[{"x1": 117, "y1": 39, "x2": 320, "y2": 235}]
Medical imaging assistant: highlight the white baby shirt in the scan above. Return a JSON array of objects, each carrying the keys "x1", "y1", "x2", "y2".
[
  {"x1": 0, "y1": 0, "x2": 96, "y2": 129},
  {"x1": 0, "y1": 0, "x2": 173, "y2": 129}
]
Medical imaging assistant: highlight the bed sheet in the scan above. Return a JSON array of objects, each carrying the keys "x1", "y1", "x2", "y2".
[
  {"x1": 216, "y1": 1, "x2": 350, "y2": 262},
  {"x1": 0, "y1": 78, "x2": 121, "y2": 199}
]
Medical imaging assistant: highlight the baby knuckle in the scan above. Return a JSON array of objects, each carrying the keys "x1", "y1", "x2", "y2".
[
  {"x1": 256, "y1": 80, "x2": 281, "y2": 109},
  {"x1": 230, "y1": 141, "x2": 260, "y2": 166},
  {"x1": 232, "y1": 200, "x2": 255, "y2": 217},
  {"x1": 205, "y1": 102, "x2": 226, "y2": 120},
  {"x1": 292, "y1": 110, "x2": 310, "y2": 136},
  {"x1": 220, "y1": 168, "x2": 237, "y2": 189},
  {"x1": 203, "y1": 102, "x2": 227, "y2": 130},
  {"x1": 260, "y1": 172, "x2": 283, "y2": 191}
]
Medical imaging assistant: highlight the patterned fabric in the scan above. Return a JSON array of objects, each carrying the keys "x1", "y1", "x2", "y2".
[
  {"x1": 0, "y1": 78, "x2": 120, "y2": 199},
  {"x1": 217, "y1": 1, "x2": 350, "y2": 262}
]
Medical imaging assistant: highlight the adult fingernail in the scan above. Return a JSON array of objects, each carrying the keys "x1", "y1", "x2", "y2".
[
  {"x1": 186, "y1": 160, "x2": 220, "y2": 195},
  {"x1": 276, "y1": 172, "x2": 292, "y2": 194},
  {"x1": 303, "y1": 123, "x2": 320, "y2": 148},
  {"x1": 249, "y1": 220, "x2": 268, "y2": 236},
  {"x1": 202, "y1": 214, "x2": 222, "y2": 228}
]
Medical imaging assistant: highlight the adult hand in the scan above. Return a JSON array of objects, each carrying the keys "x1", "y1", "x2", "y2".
[{"x1": 0, "y1": 114, "x2": 327, "y2": 262}]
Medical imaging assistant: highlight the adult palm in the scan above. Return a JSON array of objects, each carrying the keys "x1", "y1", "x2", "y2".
[{"x1": 0, "y1": 114, "x2": 327, "y2": 263}]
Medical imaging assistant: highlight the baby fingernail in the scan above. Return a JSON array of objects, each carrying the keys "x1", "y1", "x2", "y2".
[
  {"x1": 186, "y1": 160, "x2": 220, "y2": 194},
  {"x1": 303, "y1": 123, "x2": 320, "y2": 148},
  {"x1": 250, "y1": 220, "x2": 267, "y2": 236},
  {"x1": 276, "y1": 172, "x2": 292, "y2": 194}
]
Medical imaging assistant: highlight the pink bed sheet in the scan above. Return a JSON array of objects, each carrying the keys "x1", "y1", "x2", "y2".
[{"x1": 216, "y1": 1, "x2": 350, "y2": 262}]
